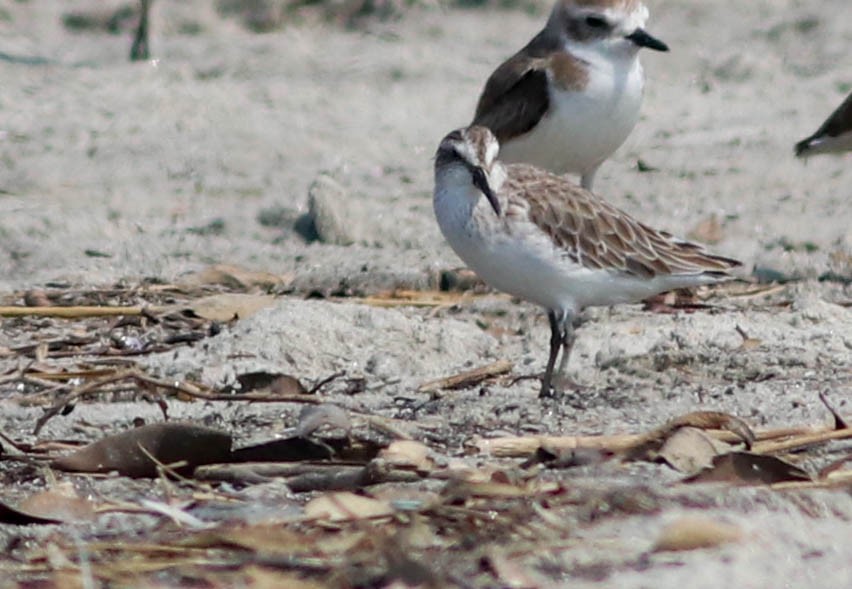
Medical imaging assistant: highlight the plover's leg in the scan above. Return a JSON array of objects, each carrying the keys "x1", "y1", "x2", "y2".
[
  {"x1": 539, "y1": 310, "x2": 563, "y2": 398},
  {"x1": 580, "y1": 166, "x2": 599, "y2": 191}
]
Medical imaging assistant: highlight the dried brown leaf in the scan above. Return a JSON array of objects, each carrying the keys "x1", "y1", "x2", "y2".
[
  {"x1": 230, "y1": 437, "x2": 335, "y2": 463},
  {"x1": 304, "y1": 491, "x2": 394, "y2": 521},
  {"x1": 0, "y1": 499, "x2": 63, "y2": 525},
  {"x1": 234, "y1": 371, "x2": 308, "y2": 396},
  {"x1": 52, "y1": 422, "x2": 232, "y2": 477},
  {"x1": 182, "y1": 264, "x2": 291, "y2": 290},
  {"x1": 379, "y1": 440, "x2": 435, "y2": 472},
  {"x1": 653, "y1": 516, "x2": 742, "y2": 552},
  {"x1": 188, "y1": 293, "x2": 276, "y2": 321},
  {"x1": 24, "y1": 289, "x2": 52, "y2": 307},
  {"x1": 684, "y1": 452, "x2": 811, "y2": 485},
  {"x1": 438, "y1": 267, "x2": 485, "y2": 292},
  {"x1": 657, "y1": 427, "x2": 730, "y2": 474},
  {"x1": 16, "y1": 483, "x2": 96, "y2": 523}
]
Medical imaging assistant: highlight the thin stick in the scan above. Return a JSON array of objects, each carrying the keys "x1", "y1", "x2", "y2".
[
  {"x1": 418, "y1": 360, "x2": 513, "y2": 393},
  {"x1": 475, "y1": 425, "x2": 827, "y2": 458},
  {"x1": 817, "y1": 390, "x2": 848, "y2": 430},
  {"x1": 34, "y1": 369, "x2": 139, "y2": 435},
  {"x1": 753, "y1": 427, "x2": 852, "y2": 454},
  {"x1": 0, "y1": 306, "x2": 165, "y2": 318},
  {"x1": 33, "y1": 369, "x2": 325, "y2": 435}
]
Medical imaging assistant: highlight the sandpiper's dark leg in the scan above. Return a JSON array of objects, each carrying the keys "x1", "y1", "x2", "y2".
[
  {"x1": 555, "y1": 316, "x2": 576, "y2": 380},
  {"x1": 130, "y1": 0, "x2": 151, "y2": 61},
  {"x1": 539, "y1": 310, "x2": 564, "y2": 398}
]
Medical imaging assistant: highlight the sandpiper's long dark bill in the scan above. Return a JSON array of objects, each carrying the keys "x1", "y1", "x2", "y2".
[
  {"x1": 472, "y1": 0, "x2": 668, "y2": 191},
  {"x1": 433, "y1": 126, "x2": 741, "y2": 398}
]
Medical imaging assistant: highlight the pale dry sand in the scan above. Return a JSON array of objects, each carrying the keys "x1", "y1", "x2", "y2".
[{"x1": 0, "y1": 1, "x2": 850, "y2": 587}]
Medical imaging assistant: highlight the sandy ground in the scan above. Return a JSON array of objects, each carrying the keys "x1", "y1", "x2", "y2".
[{"x1": 0, "y1": 0, "x2": 850, "y2": 587}]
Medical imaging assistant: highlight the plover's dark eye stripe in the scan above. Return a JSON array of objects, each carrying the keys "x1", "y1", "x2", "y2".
[{"x1": 445, "y1": 129, "x2": 464, "y2": 143}]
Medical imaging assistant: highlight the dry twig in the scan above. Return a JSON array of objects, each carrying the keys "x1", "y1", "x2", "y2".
[
  {"x1": 0, "y1": 305, "x2": 165, "y2": 318},
  {"x1": 418, "y1": 360, "x2": 513, "y2": 394}
]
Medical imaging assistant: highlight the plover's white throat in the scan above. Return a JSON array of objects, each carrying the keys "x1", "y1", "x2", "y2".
[
  {"x1": 472, "y1": 0, "x2": 668, "y2": 190},
  {"x1": 433, "y1": 126, "x2": 741, "y2": 397},
  {"x1": 795, "y1": 90, "x2": 852, "y2": 157}
]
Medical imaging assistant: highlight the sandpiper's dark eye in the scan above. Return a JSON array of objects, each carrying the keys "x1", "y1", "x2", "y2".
[{"x1": 585, "y1": 15, "x2": 608, "y2": 28}]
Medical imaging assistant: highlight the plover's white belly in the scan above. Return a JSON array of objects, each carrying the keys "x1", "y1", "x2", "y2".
[{"x1": 499, "y1": 59, "x2": 645, "y2": 176}]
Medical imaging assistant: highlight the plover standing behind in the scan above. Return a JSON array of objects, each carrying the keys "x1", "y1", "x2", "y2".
[
  {"x1": 433, "y1": 126, "x2": 741, "y2": 397},
  {"x1": 472, "y1": 0, "x2": 668, "y2": 190},
  {"x1": 795, "y1": 90, "x2": 852, "y2": 157}
]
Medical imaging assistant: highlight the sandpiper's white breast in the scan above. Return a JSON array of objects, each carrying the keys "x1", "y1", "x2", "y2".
[
  {"x1": 498, "y1": 49, "x2": 646, "y2": 176},
  {"x1": 434, "y1": 182, "x2": 577, "y2": 311}
]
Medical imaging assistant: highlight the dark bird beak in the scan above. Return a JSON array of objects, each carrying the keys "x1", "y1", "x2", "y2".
[
  {"x1": 471, "y1": 167, "x2": 501, "y2": 216},
  {"x1": 626, "y1": 28, "x2": 669, "y2": 52}
]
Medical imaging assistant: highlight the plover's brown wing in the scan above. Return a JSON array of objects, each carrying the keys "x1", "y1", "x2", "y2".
[
  {"x1": 505, "y1": 165, "x2": 741, "y2": 278},
  {"x1": 473, "y1": 53, "x2": 550, "y2": 144},
  {"x1": 795, "y1": 91, "x2": 852, "y2": 157},
  {"x1": 472, "y1": 29, "x2": 566, "y2": 143}
]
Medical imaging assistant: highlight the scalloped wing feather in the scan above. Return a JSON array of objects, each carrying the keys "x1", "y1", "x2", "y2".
[{"x1": 505, "y1": 164, "x2": 740, "y2": 278}]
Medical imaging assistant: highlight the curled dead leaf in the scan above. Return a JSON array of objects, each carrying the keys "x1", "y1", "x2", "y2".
[
  {"x1": 657, "y1": 427, "x2": 730, "y2": 474},
  {"x1": 684, "y1": 452, "x2": 811, "y2": 485},
  {"x1": 52, "y1": 422, "x2": 232, "y2": 478},
  {"x1": 0, "y1": 500, "x2": 62, "y2": 525},
  {"x1": 16, "y1": 483, "x2": 96, "y2": 523},
  {"x1": 0, "y1": 483, "x2": 96, "y2": 525},
  {"x1": 231, "y1": 437, "x2": 335, "y2": 463}
]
